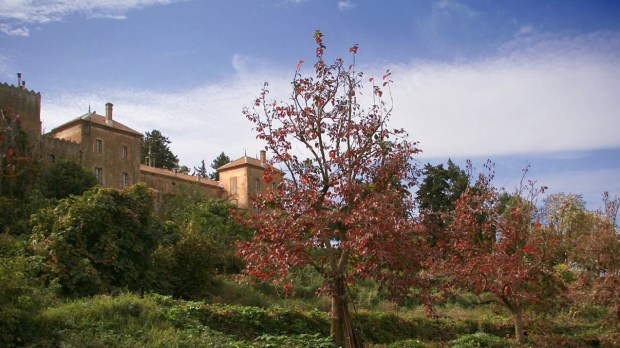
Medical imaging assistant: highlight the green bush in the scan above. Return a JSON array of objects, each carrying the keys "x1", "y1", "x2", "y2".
[
  {"x1": 385, "y1": 339, "x2": 426, "y2": 347},
  {"x1": 41, "y1": 160, "x2": 98, "y2": 199},
  {"x1": 252, "y1": 333, "x2": 336, "y2": 347},
  {"x1": 38, "y1": 293, "x2": 245, "y2": 347},
  {"x1": 449, "y1": 332, "x2": 511, "y2": 348},
  {"x1": 0, "y1": 234, "x2": 58, "y2": 347},
  {"x1": 29, "y1": 184, "x2": 169, "y2": 297},
  {"x1": 196, "y1": 304, "x2": 329, "y2": 340}
]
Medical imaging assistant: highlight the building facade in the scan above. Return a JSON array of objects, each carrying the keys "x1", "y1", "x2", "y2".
[
  {"x1": 2, "y1": 75, "x2": 278, "y2": 208},
  {"x1": 48, "y1": 103, "x2": 142, "y2": 189},
  {"x1": 0, "y1": 76, "x2": 41, "y2": 152}
]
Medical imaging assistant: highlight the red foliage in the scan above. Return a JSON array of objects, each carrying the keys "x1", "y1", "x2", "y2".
[
  {"x1": 428, "y1": 164, "x2": 564, "y2": 343},
  {"x1": 236, "y1": 31, "x2": 421, "y2": 347}
]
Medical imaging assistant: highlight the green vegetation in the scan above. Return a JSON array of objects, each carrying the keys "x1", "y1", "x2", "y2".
[
  {"x1": 0, "y1": 165, "x2": 618, "y2": 347},
  {"x1": 1, "y1": 75, "x2": 618, "y2": 347},
  {"x1": 41, "y1": 159, "x2": 98, "y2": 199}
]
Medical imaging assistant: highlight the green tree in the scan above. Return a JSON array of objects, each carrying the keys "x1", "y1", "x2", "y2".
[
  {"x1": 140, "y1": 129, "x2": 179, "y2": 170},
  {"x1": 41, "y1": 160, "x2": 98, "y2": 199},
  {"x1": 209, "y1": 152, "x2": 231, "y2": 181},
  {"x1": 194, "y1": 159, "x2": 208, "y2": 178},
  {"x1": 0, "y1": 234, "x2": 57, "y2": 346},
  {"x1": 30, "y1": 184, "x2": 169, "y2": 297},
  {"x1": 156, "y1": 185, "x2": 251, "y2": 298},
  {"x1": 177, "y1": 164, "x2": 190, "y2": 174},
  {"x1": 417, "y1": 159, "x2": 469, "y2": 216},
  {"x1": 417, "y1": 160, "x2": 469, "y2": 250}
]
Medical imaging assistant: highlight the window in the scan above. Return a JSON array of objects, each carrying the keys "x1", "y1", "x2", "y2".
[
  {"x1": 48, "y1": 154, "x2": 55, "y2": 163},
  {"x1": 121, "y1": 145, "x2": 128, "y2": 159},
  {"x1": 95, "y1": 139, "x2": 103, "y2": 153},
  {"x1": 94, "y1": 167, "x2": 103, "y2": 184},
  {"x1": 230, "y1": 177, "x2": 237, "y2": 195},
  {"x1": 121, "y1": 173, "x2": 129, "y2": 188},
  {"x1": 255, "y1": 178, "x2": 260, "y2": 190}
]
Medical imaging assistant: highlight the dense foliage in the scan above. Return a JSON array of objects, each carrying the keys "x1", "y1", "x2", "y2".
[
  {"x1": 209, "y1": 151, "x2": 231, "y2": 180},
  {"x1": 140, "y1": 129, "x2": 179, "y2": 170},
  {"x1": 0, "y1": 32, "x2": 619, "y2": 347},
  {"x1": 41, "y1": 159, "x2": 98, "y2": 199},
  {"x1": 30, "y1": 184, "x2": 168, "y2": 297},
  {"x1": 238, "y1": 31, "x2": 421, "y2": 347}
]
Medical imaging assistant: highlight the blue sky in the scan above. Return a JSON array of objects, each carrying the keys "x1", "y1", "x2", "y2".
[{"x1": 1, "y1": 0, "x2": 619, "y2": 209}]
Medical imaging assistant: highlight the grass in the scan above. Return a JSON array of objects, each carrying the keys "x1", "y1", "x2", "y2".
[{"x1": 15, "y1": 278, "x2": 618, "y2": 347}]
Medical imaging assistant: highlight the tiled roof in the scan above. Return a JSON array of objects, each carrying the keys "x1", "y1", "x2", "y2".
[
  {"x1": 217, "y1": 156, "x2": 265, "y2": 171},
  {"x1": 51, "y1": 112, "x2": 142, "y2": 136},
  {"x1": 140, "y1": 164, "x2": 222, "y2": 187}
]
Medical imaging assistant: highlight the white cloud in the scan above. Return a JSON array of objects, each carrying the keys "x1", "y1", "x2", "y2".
[
  {"x1": 338, "y1": 1, "x2": 356, "y2": 11},
  {"x1": 418, "y1": 0, "x2": 480, "y2": 39},
  {"x1": 231, "y1": 54, "x2": 272, "y2": 75},
  {"x1": 516, "y1": 24, "x2": 536, "y2": 37},
  {"x1": 0, "y1": 0, "x2": 179, "y2": 36},
  {"x1": 0, "y1": 23, "x2": 29, "y2": 36},
  {"x1": 0, "y1": 51, "x2": 13, "y2": 79},
  {"x1": 39, "y1": 31, "x2": 620, "y2": 170},
  {"x1": 387, "y1": 31, "x2": 620, "y2": 158},
  {"x1": 41, "y1": 71, "x2": 294, "y2": 169},
  {"x1": 281, "y1": 0, "x2": 309, "y2": 4},
  {"x1": 432, "y1": 0, "x2": 479, "y2": 18}
]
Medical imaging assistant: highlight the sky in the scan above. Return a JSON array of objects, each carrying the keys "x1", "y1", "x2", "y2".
[{"x1": 1, "y1": 0, "x2": 619, "y2": 210}]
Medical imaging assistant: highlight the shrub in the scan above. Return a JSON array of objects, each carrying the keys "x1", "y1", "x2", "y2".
[
  {"x1": 449, "y1": 332, "x2": 511, "y2": 348},
  {"x1": 252, "y1": 333, "x2": 336, "y2": 347},
  {"x1": 41, "y1": 160, "x2": 98, "y2": 199},
  {"x1": 38, "y1": 293, "x2": 245, "y2": 347},
  {"x1": 0, "y1": 234, "x2": 58, "y2": 347},
  {"x1": 29, "y1": 184, "x2": 169, "y2": 297},
  {"x1": 385, "y1": 339, "x2": 426, "y2": 347}
]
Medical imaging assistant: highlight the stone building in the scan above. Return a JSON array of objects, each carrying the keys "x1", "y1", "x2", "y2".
[
  {"x1": 0, "y1": 74, "x2": 42, "y2": 152},
  {"x1": 218, "y1": 150, "x2": 275, "y2": 209},
  {"x1": 139, "y1": 164, "x2": 224, "y2": 199},
  {"x1": 48, "y1": 103, "x2": 142, "y2": 188},
  {"x1": 1, "y1": 75, "x2": 278, "y2": 208}
]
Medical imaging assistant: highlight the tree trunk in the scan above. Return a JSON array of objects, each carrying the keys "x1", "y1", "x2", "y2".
[
  {"x1": 513, "y1": 306, "x2": 526, "y2": 344},
  {"x1": 330, "y1": 274, "x2": 363, "y2": 348}
]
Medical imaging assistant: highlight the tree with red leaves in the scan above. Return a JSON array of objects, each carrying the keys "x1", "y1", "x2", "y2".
[
  {"x1": 236, "y1": 31, "x2": 420, "y2": 347},
  {"x1": 430, "y1": 163, "x2": 564, "y2": 343},
  {"x1": 567, "y1": 193, "x2": 620, "y2": 327}
]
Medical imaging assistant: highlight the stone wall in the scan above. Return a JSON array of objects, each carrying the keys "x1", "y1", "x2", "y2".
[
  {"x1": 0, "y1": 82, "x2": 41, "y2": 149},
  {"x1": 139, "y1": 165, "x2": 224, "y2": 198},
  {"x1": 81, "y1": 123, "x2": 142, "y2": 188},
  {"x1": 41, "y1": 135, "x2": 82, "y2": 165}
]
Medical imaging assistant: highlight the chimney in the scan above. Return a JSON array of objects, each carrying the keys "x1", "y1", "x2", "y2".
[
  {"x1": 17, "y1": 73, "x2": 22, "y2": 88},
  {"x1": 260, "y1": 150, "x2": 266, "y2": 165},
  {"x1": 105, "y1": 102, "x2": 113, "y2": 127}
]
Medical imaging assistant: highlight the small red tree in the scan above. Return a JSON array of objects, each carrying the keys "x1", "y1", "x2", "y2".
[
  {"x1": 236, "y1": 31, "x2": 420, "y2": 347},
  {"x1": 430, "y1": 164, "x2": 563, "y2": 343},
  {"x1": 569, "y1": 193, "x2": 620, "y2": 327}
]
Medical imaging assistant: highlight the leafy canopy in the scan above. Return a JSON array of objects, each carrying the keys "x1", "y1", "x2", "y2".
[
  {"x1": 30, "y1": 184, "x2": 169, "y2": 297},
  {"x1": 41, "y1": 160, "x2": 98, "y2": 199},
  {"x1": 140, "y1": 129, "x2": 179, "y2": 170},
  {"x1": 236, "y1": 31, "x2": 421, "y2": 347},
  {"x1": 209, "y1": 152, "x2": 231, "y2": 181}
]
